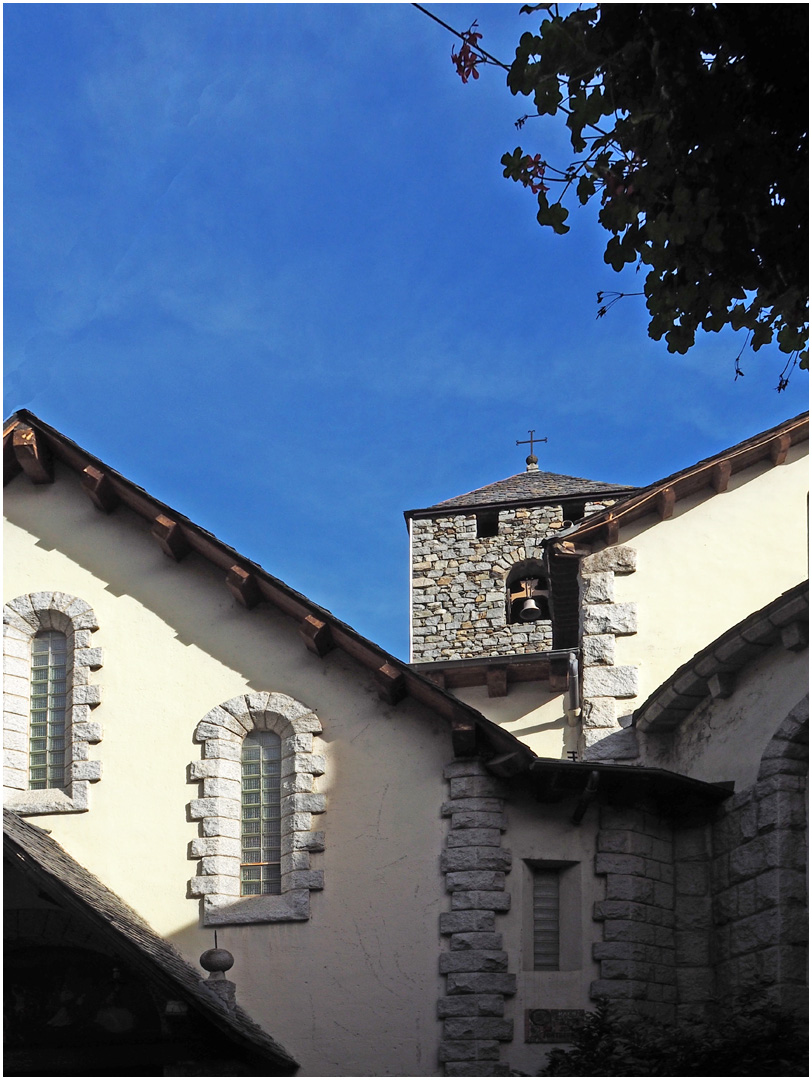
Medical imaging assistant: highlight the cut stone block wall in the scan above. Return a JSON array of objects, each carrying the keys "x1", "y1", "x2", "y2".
[
  {"x1": 411, "y1": 502, "x2": 617, "y2": 663},
  {"x1": 590, "y1": 699, "x2": 808, "y2": 1024},
  {"x1": 439, "y1": 759, "x2": 516, "y2": 1077},
  {"x1": 591, "y1": 803, "x2": 677, "y2": 1024},
  {"x1": 710, "y1": 699, "x2": 808, "y2": 1011},
  {"x1": 579, "y1": 546, "x2": 639, "y2": 761}
]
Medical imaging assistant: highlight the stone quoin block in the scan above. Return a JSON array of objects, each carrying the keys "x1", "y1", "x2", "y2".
[
  {"x1": 437, "y1": 996, "x2": 505, "y2": 1018},
  {"x1": 445, "y1": 872, "x2": 506, "y2": 892},
  {"x1": 450, "y1": 933, "x2": 504, "y2": 952},
  {"x1": 441, "y1": 848, "x2": 513, "y2": 873},
  {"x1": 583, "y1": 603, "x2": 638, "y2": 636},
  {"x1": 583, "y1": 572, "x2": 615, "y2": 604},
  {"x1": 582, "y1": 635, "x2": 616, "y2": 667},
  {"x1": 445, "y1": 973, "x2": 517, "y2": 996},
  {"x1": 451, "y1": 891, "x2": 512, "y2": 912},
  {"x1": 440, "y1": 910, "x2": 497, "y2": 935},
  {"x1": 439, "y1": 951, "x2": 508, "y2": 974},
  {"x1": 443, "y1": 1018, "x2": 513, "y2": 1041},
  {"x1": 583, "y1": 666, "x2": 639, "y2": 699}
]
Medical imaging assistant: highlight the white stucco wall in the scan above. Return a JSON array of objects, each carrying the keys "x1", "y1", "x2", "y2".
[
  {"x1": 498, "y1": 791, "x2": 603, "y2": 1076},
  {"x1": 453, "y1": 684, "x2": 572, "y2": 759},
  {"x1": 4, "y1": 465, "x2": 450, "y2": 1077},
  {"x1": 613, "y1": 445, "x2": 808, "y2": 717},
  {"x1": 642, "y1": 643, "x2": 809, "y2": 789}
]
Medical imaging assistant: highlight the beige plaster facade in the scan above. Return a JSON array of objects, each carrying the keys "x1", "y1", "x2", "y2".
[
  {"x1": 451, "y1": 684, "x2": 571, "y2": 760},
  {"x1": 5, "y1": 413, "x2": 808, "y2": 1077},
  {"x1": 4, "y1": 466, "x2": 451, "y2": 1076},
  {"x1": 612, "y1": 443, "x2": 808, "y2": 722}
]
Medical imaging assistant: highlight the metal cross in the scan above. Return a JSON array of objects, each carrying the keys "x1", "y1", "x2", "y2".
[{"x1": 516, "y1": 430, "x2": 547, "y2": 457}]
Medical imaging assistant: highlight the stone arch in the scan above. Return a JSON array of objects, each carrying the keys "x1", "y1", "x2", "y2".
[
  {"x1": 187, "y1": 692, "x2": 325, "y2": 925},
  {"x1": 757, "y1": 695, "x2": 808, "y2": 780},
  {"x1": 3, "y1": 592, "x2": 103, "y2": 814},
  {"x1": 504, "y1": 558, "x2": 551, "y2": 624}
]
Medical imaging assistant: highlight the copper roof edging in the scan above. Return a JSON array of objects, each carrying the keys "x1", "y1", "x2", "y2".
[
  {"x1": 634, "y1": 581, "x2": 809, "y2": 733},
  {"x1": 3, "y1": 809, "x2": 299, "y2": 1073},
  {"x1": 3, "y1": 411, "x2": 535, "y2": 774}
]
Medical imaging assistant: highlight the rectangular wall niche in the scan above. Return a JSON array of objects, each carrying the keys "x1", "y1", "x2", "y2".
[{"x1": 525, "y1": 860, "x2": 581, "y2": 973}]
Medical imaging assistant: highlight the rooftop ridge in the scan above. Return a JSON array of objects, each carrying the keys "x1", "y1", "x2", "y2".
[{"x1": 407, "y1": 470, "x2": 636, "y2": 516}]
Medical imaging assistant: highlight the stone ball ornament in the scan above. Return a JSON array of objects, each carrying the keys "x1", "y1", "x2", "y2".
[{"x1": 200, "y1": 947, "x2": 235, "y2": 976}]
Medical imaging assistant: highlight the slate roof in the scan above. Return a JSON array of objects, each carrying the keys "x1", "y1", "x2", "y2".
[
  {"x1": 4, "y1": 809, "x2": 299, "y2": 1074},
  {"x1": 408, "y1": 471, "x2": 636, "y2": 516}
]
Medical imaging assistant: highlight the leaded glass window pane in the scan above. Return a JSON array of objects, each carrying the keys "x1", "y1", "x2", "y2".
[
  {"x1": 240, "y1": 731, "x2": 281, "y2": 896},
  {"x1": 29, "y1": 631, "x2": 67, "y2": 790}
]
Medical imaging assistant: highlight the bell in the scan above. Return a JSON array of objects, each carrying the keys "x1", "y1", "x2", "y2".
[{"x1": 519, "y1": 597, "x2": 542, "y2": 622}]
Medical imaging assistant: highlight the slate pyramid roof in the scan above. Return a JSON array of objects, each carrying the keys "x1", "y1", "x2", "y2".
[{"x1": 408, "y1": 470, "x2": 636, "y2": 516}]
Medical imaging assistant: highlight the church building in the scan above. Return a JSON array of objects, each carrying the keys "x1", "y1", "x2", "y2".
[{"x1": 4, "y1": 410, "x2": 808, "y2": 1076}]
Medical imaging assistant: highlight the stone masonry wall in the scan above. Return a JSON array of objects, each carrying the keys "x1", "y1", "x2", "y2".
[
  {"x1": 579, "y1": 545, "x2": 639, "y2": 761},
  {"x1": 412, "y1": 502, "x2": 616, "y2": 663},
  {"x1": 438, "y1": 760, "x2": 516, "y2": 1077},
  {"x1": 710, "y1": 700, "x2": 808, "y2": 1012},
  {"x1": 588, "y1": 702, "x2": 808, "y2": 1026},
  {"x1": 591, "y1": 803, "x2": 677, "y2": 1023}
]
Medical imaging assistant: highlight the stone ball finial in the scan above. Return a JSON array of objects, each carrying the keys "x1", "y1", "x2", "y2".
[
  {"x1": 200, "y1": 947, "x2": 234, "y2": 976},
  {"x1": 525, "y1": 454, "x2": 539, "y2": 472}
]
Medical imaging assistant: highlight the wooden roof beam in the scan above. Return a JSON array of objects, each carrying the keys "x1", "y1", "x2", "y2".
[
  {"x1": 3, "y1": 429, "x2": 22, "y2": 486},
  {"x1": 12, "y1": 425, "x2": 53, "y2": 485},
  {"x1": 299, "y1": 615, "x2": 334, "y2": 658},
  {"x1": 151, "y1": 515, "x2": 191, "y2": 561},
  {"x1": 770, "y1": 433, "x2": 791, "y2": 465},
  {"x1": 81, "y1": 466, "x2": 120, "y2": 513},
  {"x1": 226, "y1": 566, "x2": 261, "y2": 609},
  {"x1": 709, "y1": 460, "x2": 732, "y2": 493},
  {"x1": 451, "y1": 716, "x2": 477, "y2": 757},
  {"x1": 656, "y1": 487, "x2": 676, "y2": 521},
  {"x1": 375, "y1": 662, "x2": 406, "y2": 705},
  {"x1": 486, "y1": 667, "x2": 508, "y2": 698}
]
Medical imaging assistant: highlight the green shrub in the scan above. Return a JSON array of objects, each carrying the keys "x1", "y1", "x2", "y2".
[{"x1": 539, "y1": 994, "x2": 808, "y2": 1077}]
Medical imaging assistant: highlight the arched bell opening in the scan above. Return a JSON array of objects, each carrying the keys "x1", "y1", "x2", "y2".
[{"x1": 506, "y1": 561, "x2": 551, "y2": 625}]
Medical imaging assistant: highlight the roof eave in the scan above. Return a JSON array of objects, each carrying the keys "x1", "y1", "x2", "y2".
[
  {"x1": 556, "y1": 412, "x2": 809, "y2": 550},
  {"x1": 635, "y1": 581, "x2": 809, "y2": 733},
  {"x1": 3, "y1": 411, "x2": 534, "y2": 773},
  {"x1": 404, "y1": 487, "x2": 637, "y2": 522}
]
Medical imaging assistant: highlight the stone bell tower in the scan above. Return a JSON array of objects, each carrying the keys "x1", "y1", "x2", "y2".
[{"x1": 404, "y1": 441, "x2": 634, "y2": 711}]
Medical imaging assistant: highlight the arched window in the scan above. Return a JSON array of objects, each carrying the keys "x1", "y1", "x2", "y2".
[
  {"x1": 506, "y1": 560, "x2": 551, "y2": 625},
  {"x1": 3, "y1": 592, "x2": 103, "y2": 814},
  {"x1": 240, "y1": 731, "x2": 282, "y2": 896},
  {"x1": 188, "y1": 692, "x2": 325, "y2": 925},
  {"x1": 29, "y1": 631, "x2": 68, "y2": 790}
]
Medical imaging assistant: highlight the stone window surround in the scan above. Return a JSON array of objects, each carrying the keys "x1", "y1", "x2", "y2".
[
  {"x1": 188, "y1": 692, "x2": 325, "y2": 926},
  {"x1": 3, "y1": 592, "x2": 103, "y2": 814}
]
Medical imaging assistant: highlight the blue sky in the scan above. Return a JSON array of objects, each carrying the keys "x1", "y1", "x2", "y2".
[{"x1": 5, "y1": 3, "x2": 807, "y2": 659}]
